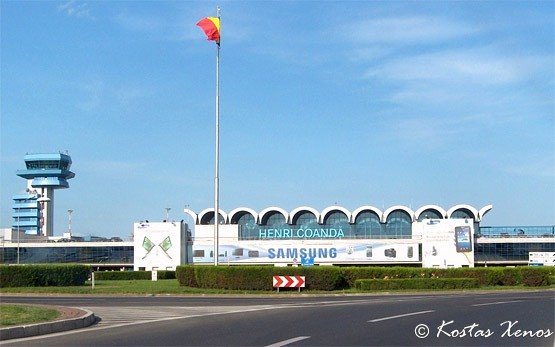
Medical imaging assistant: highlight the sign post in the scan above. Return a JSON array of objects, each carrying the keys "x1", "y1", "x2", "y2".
[{"x1": 272, "y1": 275, "x2": 305, "y2": 292}]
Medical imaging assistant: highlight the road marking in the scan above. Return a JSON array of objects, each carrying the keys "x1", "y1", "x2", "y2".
[
  {"x1": 368, "y1": 310, "x2": 435, "y2": 323},
  {"x1": 266, "y1": 336, "x2": 311, "y2": 347},
  {"x1": 472, "y1": 300, "x2": 523, "y2": 307}
]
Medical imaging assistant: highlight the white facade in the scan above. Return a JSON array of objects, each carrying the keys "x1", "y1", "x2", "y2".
[{"x1": 133, "y1": 222, "x2": 189, "y2": 271}]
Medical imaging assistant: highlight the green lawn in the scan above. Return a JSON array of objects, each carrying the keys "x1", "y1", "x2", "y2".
[
  {"x1": 0, "y1": 304, "x2": 60, "y2": 326},
  {"x1": 1, "y1": 279, "x2": 552, "y2": 295},
  {"x1": 0, "y1": 279, "x2": 275, "y2": 295}
]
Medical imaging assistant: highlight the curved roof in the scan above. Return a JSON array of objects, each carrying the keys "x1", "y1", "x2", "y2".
[
  {"x1": 259, "y1": 206, "x2": 289, "y2": 225},
  {"x1": 197, "y1": 208, "x2": 229, "y2": 225},
  {"x1": 183, "y1": 208, "x2": 198, "y2": 225},
  {"x1": 351, "y1": 206, "x2": 384, "y2": 223},
  {"x1": 320, "y1": 205, "x2": 352, "y2": 224},
  {"x1": 228, "y1": 207, "x2": 259, "y2": 224},
  {"x1": 187, "y1": 204, "x2": 492, "y2": 225},
  {"x1": 446, "y1": 204, "x2": 479, "y2": 220},
  {"x1": 383, "y1": 205, "x2": 415, "y2": 223},
  {"x1": 414, "y1": 205, "x2": 447, "y2": 220},
  {"x1": 290, "y1": 206, "x2": 321, "y2": 225}
]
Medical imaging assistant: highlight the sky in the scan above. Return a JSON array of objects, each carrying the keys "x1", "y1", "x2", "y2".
[{"x1": 1, "y1": 0, "x2": 554, "y2": 239}]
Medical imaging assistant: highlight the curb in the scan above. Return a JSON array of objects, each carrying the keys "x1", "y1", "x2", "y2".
[{"x1": 0, "y1": 308, "x2": 96, "y2": 341}]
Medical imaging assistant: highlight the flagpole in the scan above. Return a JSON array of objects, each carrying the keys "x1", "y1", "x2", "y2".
[{"x1": 214, "y1": 6, "x2": 221, "y2": 266}]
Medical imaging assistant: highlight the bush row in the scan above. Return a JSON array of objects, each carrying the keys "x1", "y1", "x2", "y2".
[
  {"x1": 177, "y1": 265, "x2": 345, "y2": 291},
  {"x1": 0, "y1": 265, "x2": 91, "y2": 287},
  {"x1": 93, "y1": 270, "x2": 175, "y2": 280},
  {"x1": 176, "y1": 265, "x2": 554, "y2": 291},
  {"x1": 341, "y1": 266, "x2": 554, "y2": 287},
  {"x1": 355, "y1": 278, "x2": 480, "y2": 290}
]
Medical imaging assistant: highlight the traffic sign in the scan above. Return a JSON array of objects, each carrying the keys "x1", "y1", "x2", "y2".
[
  {"x1": 273, "y1": 275, "x2": 306, "y2": 291},
  {"x1": 301, "y1": 256, "x2": 314, "y2": 266}
]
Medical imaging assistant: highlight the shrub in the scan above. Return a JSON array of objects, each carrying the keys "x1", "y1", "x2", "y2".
[
  {"x1": 0, "y1": 265, "x2": 90, "y2": 287},
  {"x1": 93, "y1": 271, "x2": 150, "y2": 280},
  {"x1": 176, "y1": 265, "x2": 198, "y2": 287},
  {"x1": 520, "y1": 267, "x2": 549, "y2": 286},
  {"x1": 355, "y1": 278, "x2": 480, "y2": 291}
]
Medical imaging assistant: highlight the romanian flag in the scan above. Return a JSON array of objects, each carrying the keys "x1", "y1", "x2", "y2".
[{"x1": 196, "y1": 17, "x2": 220, "y2": 44}]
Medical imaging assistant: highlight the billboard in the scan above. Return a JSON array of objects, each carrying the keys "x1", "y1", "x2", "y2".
[
  {"x1": 133, "y1": 222, "x2": 187, "y2": 271},
  {"x1": 420, "y1": 219, "x2": 474, "y2": 268},
  {"x1": 190, "y1": 241, "x2": 419, "y2": 264}
]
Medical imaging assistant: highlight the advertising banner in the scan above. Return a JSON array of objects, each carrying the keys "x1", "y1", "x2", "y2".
[
  {"x1": 420, "y1": 219, "x2": 474, "y2": 268},
  {"x1": 191, "y1": 241, "x2": 419, "y2": 264},
  {"x1": 133, "y1": 222, "x2": 185, "y2": 271}
]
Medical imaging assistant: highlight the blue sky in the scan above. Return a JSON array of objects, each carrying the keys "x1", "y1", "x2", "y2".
[{"x1": 1, "y1": 1, "x2": 553, "y2": 238}]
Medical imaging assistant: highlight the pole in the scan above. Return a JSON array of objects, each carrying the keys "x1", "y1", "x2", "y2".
[
  {"x1": 17, "y1": 212, "x2": 20, "y2": 265},
  {"x1": 214, "y1": 6, "x2": 221, "y2": 266},
  {"x1": 68, "y1": 209, "x2": 73, "y2": 233}
]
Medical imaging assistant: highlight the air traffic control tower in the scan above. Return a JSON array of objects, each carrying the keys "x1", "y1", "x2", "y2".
[{"x1": 13, "y1": 153, "x2": 75, "y2": 236}]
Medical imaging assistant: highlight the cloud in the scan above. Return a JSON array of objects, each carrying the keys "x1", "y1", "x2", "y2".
[
  {"x1": 58, "y1": 1, "x2": 93, "y2": 19},
  {"x1": 366, "y1": 48, "x2": 548, "y2": 85},
  {"x1": 343, "y1": 15, "x2": 479, "y2": 45}
]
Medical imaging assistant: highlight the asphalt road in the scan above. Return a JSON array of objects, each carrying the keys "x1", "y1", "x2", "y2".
[{"x1": 2, "y1": 290, "x2": 554, "y2": 346}]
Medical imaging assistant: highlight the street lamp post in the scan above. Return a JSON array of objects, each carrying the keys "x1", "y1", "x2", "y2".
[
  {"x1": 165, "y1": 207, "x2": 171, "y2": 222},
  {"x1": 68, "y1": 209, "x2": 73, "y2": 234}
]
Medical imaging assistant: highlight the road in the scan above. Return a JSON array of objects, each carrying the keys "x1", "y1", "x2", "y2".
[{"x1": 2, "y1": 290, "x2": 554, "y2": 346}]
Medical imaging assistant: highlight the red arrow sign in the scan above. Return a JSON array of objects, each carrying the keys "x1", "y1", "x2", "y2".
[{"x1": 273, "y1": 276, "x2": 305, "y2": 288}]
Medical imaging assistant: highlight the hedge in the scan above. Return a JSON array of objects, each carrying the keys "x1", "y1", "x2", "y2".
[
  {"x1": 355, "y1": 278, "x2": 480, "y2": 291},
  {"x1": 0, "y1": 265, "x2": 91, "y2": 287},
  {"x1": 176, "y1": 265, "x2": 554, "y2": 290},
  {"x1": 93, "y1": 270, "x2": 175, "y2": 280},
  {"x1": 176, "y1": 265, "x2": 345, "y2": 291},
  {"x1": 341, "y1": 266, "x2": 553, "y2": 287}
]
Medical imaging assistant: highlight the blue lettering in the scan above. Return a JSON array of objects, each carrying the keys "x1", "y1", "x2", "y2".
[
  {"x1": 330, "y1": 248, "x2": 337, "y2": 258},
  {"x1": 286, "y1": 248, "x2": 297, "y2": 258},
  {"x1": 277, "y1": 248, "x2": 285, "y2": 258},
  {"x1": 268, "y1": 248, "x2": 275, "y2": 259},
  {"x1": 259, "y1": 229, "x2": 266, "y2": 238}
]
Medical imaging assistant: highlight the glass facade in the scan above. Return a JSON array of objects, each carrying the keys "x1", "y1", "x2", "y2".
[
  {"x1": 478, "y1": 226, "x2": 555, "y2": 238},
  {"x1": 233, "y1": 209, "x2": 415, "y2": 240},
  {"x1": 474, "y1": 243, "x2": 555, "y2": 262},
  {"x1": 0, "y1": 245, "x2": 133, "y2": 265}
]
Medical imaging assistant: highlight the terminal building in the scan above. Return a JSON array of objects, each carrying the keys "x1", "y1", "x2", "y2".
[{"x1": 1, "y1": 153, "x2": 554, "y2": 269}]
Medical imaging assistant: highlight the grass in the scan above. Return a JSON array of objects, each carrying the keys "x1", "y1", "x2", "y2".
[
  {"x1": 1, "y1": 279, "x2": 553, "y2": 295},
  {"x1": 0, "y1": 304, "x2": 60, "y2": 327}
]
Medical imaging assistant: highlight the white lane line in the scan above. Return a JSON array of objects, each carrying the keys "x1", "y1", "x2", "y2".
[
  {"x1": 266, "y1": 336, "x2": 311, "y2": 347},
  {"x1": 368, "y1": 310, "x2": 435, "y2": 323},
  {"x1": 472, "y1": 300, "x2": 523, "y2": 307}
]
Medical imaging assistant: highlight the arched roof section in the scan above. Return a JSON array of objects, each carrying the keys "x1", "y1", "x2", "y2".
[
  {"x1": 351, "y1": 206, "x2": 383, "y2": 224},
  {"x1": 289, "y1": 206, "x2": 320, "y2": 225},
  {"x1": 320, "y1": 206, "x2": 352, "y2": 224},
  {"x1": 414, "y1": 205, "x2": 447, "y2": 220},
  {"x1": 383, "y1": 205, "x2": 415, "y2": 223},
  {"x1": 183, "y1": 208, "x2": 198, "y2": 225},
  {"x1": 258, "y1": 207, "x2": 289, "y2": 225},
  {"x1": 198, "y1": 208, "x2": 228, "y2": 225},
  {"x1": 446, "y1": 204, "x2": 478, "y2": 220},
  {"x1": 228, "y1": 207, "x2": 258, "y2": 224},
  {"x1": 478, "y1": 204, "x2": 493, "y2": 222}
]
